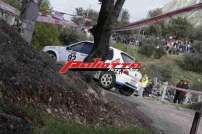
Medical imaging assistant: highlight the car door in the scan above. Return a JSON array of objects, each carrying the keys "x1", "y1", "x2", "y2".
[{"x1": 66, "y1": 42, "x2": 93, "y2": 61}]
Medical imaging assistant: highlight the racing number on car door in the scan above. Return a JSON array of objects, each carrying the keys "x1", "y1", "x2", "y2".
[
  {"x1": 67, "y1": 51, "x2": 77, "y2": 61},
  {"x1": 67, "y1": 42, "x2": 93, "y2": 61}
]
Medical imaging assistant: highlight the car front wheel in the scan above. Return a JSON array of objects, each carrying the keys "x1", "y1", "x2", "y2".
[{"x1": 99, "y1": 71, "x2": 115, "y2": 90}]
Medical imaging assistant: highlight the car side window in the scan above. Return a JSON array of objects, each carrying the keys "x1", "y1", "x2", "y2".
[
  {"x1": 70, "y1": 42, "x2": 93, "y2": 54},
  {"x1": 121, "y1": 53, "x2": 135, "y2": 63},
  {"x1": 81, "y1": 42, "x2": 93, "y2": 54},
  {"x1": 69, "y1": 43, "x2": 83, "y2": 52}
]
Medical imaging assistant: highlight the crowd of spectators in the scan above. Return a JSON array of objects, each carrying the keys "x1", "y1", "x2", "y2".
[
  {"x1": 162, "y1": 36, "x2": 195, "y2": 55},
  {"x1": 112, "y1": 34, "x2": 142, "y2": 46},
  {"x1": 112, "y1": 34, "x2": 195, "y2": 55}
]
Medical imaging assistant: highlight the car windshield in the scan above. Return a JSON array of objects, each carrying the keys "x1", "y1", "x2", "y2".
[{"x1": 121, "y1": 53, "x2": 135, "y2": 63}]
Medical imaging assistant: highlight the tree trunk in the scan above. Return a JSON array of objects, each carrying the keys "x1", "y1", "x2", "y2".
[
  {"x1": 85, "y1": 0, "x2": 125, "y2": 61},
  {"x1": 21, "y1": 0, "x2": 42, "y2": 45}
]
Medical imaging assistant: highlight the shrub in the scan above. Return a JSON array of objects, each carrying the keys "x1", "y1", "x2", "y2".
[
  {"x1": 146, "y1": 64, "x2": 173, "y2": 82},
  {"x1": 191, "y1": 26, "x2": 202, "y2": 41},
  {"x1": 32, "y1": 23, "x2": 61, "y2": 50},
  {"x1": 192, "y1": 41, "x2": 202, "y2": 54},
  {"x1": 153, "y1": 47, "x2": 167, "y2": 59},
  {"x1": 138, "y1": 37, "x2": 166, "y2": 59},
  {"x1": 180, "y1": 54, "x2": 202, "y2": 73},
  {"x1": 138, "y1": 44, "x2": 166, "y2": 59},
  {"x1": 138, "y1": 44, "x2": 155, "y2": 57},
  {"x1": 191, "y1": 78, "x2": 202, "y2": 91},
  {"x1": 114, "y1": 43, "x2": 128, "y2": 52}
]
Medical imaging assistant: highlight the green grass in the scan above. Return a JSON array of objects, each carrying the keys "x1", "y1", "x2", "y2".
[
  {"x1": 5, "y1": 103, "x2": 150, "y2": 134},
  {"x1": 34, "y1": 117, "x2": 151, "y2": 134},
  {"x1": 114, "y1": 43, "x2": 202, "y2": 91},
  {"x1": 32, "y1": 109, "x2": 151, "y2": 134},
  {"x1": 0, "y1": 102, "x2": 151, "y2": 134}
]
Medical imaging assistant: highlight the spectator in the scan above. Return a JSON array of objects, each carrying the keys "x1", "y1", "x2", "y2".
[
  {"x1": 174, "y1": 80, "x2": 185, "y2": 104},
  {"x1": 174, "y1": 80, "x2": 189, "y2": 104}
]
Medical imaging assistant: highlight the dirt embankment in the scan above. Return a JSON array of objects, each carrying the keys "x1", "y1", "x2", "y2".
[{"x1": 0, "y1": 20, "x2": 146, "y2": 134}]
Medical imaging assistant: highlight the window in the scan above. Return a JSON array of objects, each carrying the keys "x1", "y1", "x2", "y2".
[
  {"x1": 106, "y1": 49, "x2": 114, "y2": 60},
  {"x1": 121, "y1": 53, "x2": 135, "y2": 63},
  {"x1": 69, "y1": 43, "x2": 83, "y2": 52},
  {"x1": 70, "y1": 42, "x2": 93, "y2": 54},
  {"x1": 81, "y1": 42, "x2": 93, "y2": 54}
]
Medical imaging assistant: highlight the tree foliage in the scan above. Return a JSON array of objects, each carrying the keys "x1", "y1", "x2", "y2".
[
  {"x1": 138, "y1": 38, "x2": 166, "y2": 59},
  {"x1": 118, "y1": 9, "x2": 130, "y2": 25},
  {"x1": 59, "y1": 27, "x2": 87, "y2": 45},
  {"x1": 72, "y1": 7, "x2": 99, "y2": 26},
  {"x1": 191, "y1": 26, "x2": 202, "y2": 41},
  {"x1": 167, "y1": 17, "x2": 193, "y2": 39},
  {"x1": 72, "y1": 7, "x2": 129, "y2": 28},
  {"x1": 144, "y1": 22, "x2": 165, "y2": 37},
  {"x1": 192, "y1": 41, "x2": 202, "y2": 54},
  {"x1": 40, "y1": 0, "x2": 51, "y2": 13},
  {"x1": 180, "y1": 54, "x2": 202, "y2": 74},
  {"x1": 144, "y1": 17, "x2": 194, "y2": 39},
  {"x1": 148, "y1": 8, "x2": 162, "y2": 18}
]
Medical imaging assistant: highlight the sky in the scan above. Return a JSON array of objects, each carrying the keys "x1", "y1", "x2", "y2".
[{"x1": 50, "y1": 0, "x2": 171, "y2": 22}]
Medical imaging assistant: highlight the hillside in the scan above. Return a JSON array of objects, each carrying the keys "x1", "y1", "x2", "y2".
[{"x1": 162, "y1": 0, "x2": 202, "y2": 27}]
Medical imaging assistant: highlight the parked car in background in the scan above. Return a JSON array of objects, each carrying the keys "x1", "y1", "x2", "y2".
[{"x1": 43, "y1": 41, "x2": 142, "y2": 96}]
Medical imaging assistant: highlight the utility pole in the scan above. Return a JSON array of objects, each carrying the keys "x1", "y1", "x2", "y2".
[{"x1": 21, "y1": 0, "x2": 42, "y2": 45}]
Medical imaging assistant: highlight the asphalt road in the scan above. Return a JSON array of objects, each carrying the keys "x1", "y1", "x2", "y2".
[{"x1": 104, "y1": 90, "x2": 202, "y2": 134}]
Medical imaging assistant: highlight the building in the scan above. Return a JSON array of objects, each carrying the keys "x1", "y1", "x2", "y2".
[{"x1": 0, "y1": 0, "x2": 20, "y2": 25}]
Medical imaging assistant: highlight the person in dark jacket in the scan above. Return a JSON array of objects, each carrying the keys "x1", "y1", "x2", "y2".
[
  {"x1": 174, "y1": 80, "x2": 186, "y2": 104},
  {"x1": 174, "y1": 80, "x2": 190, "y2": 104}
]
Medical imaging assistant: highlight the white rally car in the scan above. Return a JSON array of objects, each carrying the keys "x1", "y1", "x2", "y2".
[{"x1": 43, "y1": 41, "x2": 142, "y2": 96}]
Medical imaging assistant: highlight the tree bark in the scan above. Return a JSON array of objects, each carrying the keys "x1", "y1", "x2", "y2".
[
  {"x1": 85, "y1": 0, "x2": 125, "y2": 61},
  {"x1": 21, "y1": 0, "x2": 42, "y2": 45}
]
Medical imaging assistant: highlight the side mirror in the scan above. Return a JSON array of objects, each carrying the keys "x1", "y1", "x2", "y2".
[{"x1": 66, "y1": 46, "x2": 71, "y2": 50}]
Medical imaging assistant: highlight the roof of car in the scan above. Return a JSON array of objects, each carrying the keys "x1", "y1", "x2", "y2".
[
  {"x1": 81, "y1": 40, "x2": 134, "y2": 58},
  {"x1": 78, "y1": 41, "x2": 125, "y2": 52},
  {"x1": 66, "y1": 40, "x2": 134, "y2": 59}
]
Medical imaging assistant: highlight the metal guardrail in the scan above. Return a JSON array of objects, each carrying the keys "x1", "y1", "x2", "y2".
[
  {"x1": 161, "y1": 82, "x2": 202, "y2": 103},
  {"x1": 168, "y1": 86, "x2": 202, "y2": 95}
]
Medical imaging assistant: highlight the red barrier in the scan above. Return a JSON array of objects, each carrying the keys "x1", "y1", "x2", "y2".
[{"x1": 114, "y1": 3, "x2": 202, "y2": 32}]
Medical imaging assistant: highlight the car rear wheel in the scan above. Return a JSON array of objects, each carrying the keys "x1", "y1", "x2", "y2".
[
  {"x1": 99, "y1": 71, "x2": 115, "y2": 90},
  {"x1": 47, "y1": 51, "x2": 57, "y2": 61}
]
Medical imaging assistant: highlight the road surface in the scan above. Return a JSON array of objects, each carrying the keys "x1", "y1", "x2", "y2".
[{"x1": 104, "y1": 90, "x2": 202, "y2": 134}]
